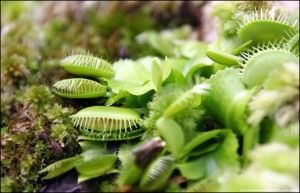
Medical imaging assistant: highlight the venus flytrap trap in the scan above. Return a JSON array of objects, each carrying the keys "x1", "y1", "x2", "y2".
[
  {"x1": 237, "y1": 9, "x2": 298, "y2": 44},
  {"x1": 240, "y1": 42, "x2": 298, "y2": 88},
  {"x1": 52, "y1": 78, "x2": 106, "y2": 98},
  {"x1": 71, "y1": 106, "x2": 143, "y2": 141},
  {"x1": 138, "y1": 155, "x2": 174, "y2": 191},
  {"x1": 116, "y1": 138, "x2": 166, "y2": 190},
  {"x1": 60, "y1": 54, "x2": 114, "y2": 78}
]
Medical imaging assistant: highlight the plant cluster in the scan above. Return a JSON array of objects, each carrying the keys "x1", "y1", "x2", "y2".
[
  {"x1": 2, "y1": 2, "x2": 203, "y2": 191},
  {"x1": 40, "y1": 4, "x2": 299, "y2": 192},
  {"x1": 1, "y1": 1, "x2": 298, "y2": 192}
]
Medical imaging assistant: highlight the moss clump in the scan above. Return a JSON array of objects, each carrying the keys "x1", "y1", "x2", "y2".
[{"x1": 1, "y1": 85, "x2": 79, "y2": 192}]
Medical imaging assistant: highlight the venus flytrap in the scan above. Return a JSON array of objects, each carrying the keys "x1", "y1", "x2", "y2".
[
  {"x1": 39, "y1": 155, "x2": 83, "y2": 179},
  {"x1": 76, "y1": 154, "x2": 117, "y2": 183},
  {"x1": 237, "y1": 9, "x2": 298, "y2": 44},
  {"x1": 138, "y1": 156, "x2": 174, "y2": 191},
  {"x1": 52, "y1": 78, "x2": 106, "y2": 98},
  {"x1": 201, "y1": 68, "x2": 258, "y2": 165},
  {"x1": 41, "y1": 54, "x2": 145, "y2": 182},
  {"x1": 70, "y1": 106, "x2": 142, "y2": 138},
  {"x1": 39, "y1": 141, "x2": 117, "y2": 182},
  {"x1": 60, "y1": 54, "x2": 114, "y2": 78},
  {"x1": 39, "y1": 4, "x2": 299, "y2": 192},
  {"x1": 240, "y1": 42, "x2": 298, "y2": 88},
  {"x1": 116, "y1": 138, "x2": 167, "y2": 190}
]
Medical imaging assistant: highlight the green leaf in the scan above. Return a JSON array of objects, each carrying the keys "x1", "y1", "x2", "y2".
[
  {"x1": 79, "y1": 141, "x2": 105, "y2": 152},
  {"x1": 147, "y1": 32, "x2": 174, "y2": 56},
  {"x1": 117, "y1": 146, "x2": 143, "y2": 186},
  {"x1": 52, "y1": 78, "x2": 106, "y2": 99},
  {"x1": 287, "y1": 32, "x2": 299, "y2": 54},
  {"x1": 156, "y1": 117, "x2": 185, "y2": 159},
  {"x1": 163, "y1": 69, "x2": 186, "y2": 85},
  {"x1": 179, "y1": 130, "x2": 222, "y2": 159},
  {"x1": 175, "y1": 40, "x2": 207, "y2": 59},
  {"x1": 163, "y1": 83, "x2": 210, "y2": 118},
  {"x1": 206, "y1": 49, "x2": 241, "y2": 66},
  {"x1": 105, "y1": 91, "x2": 127, "y2": 106},
  {"x1": 151, "y1": 59, "x2": 162, "y2": 93},
  {"x1": 225, "y1": 89, "x2": 256, "y2": 135},
  {"x1": 182, "y1": 57, "x2": 213, "y2": 83},
  {"x1": 231, "y1": 40, "x2": 253, "y2": 55},
  {"x1": 241, "y1": 48, "x2": 298, "y2": 88},
  {"x1": 105, "y1": 57, "x2": 171, "y2": 95},
  {"x1": 167, "y1": 58, "x2": 188, "y2": 72},
  {"x1": 177, "y1": 130, "x2": 239, "y2": 180},
  {"x1": 40, "y1": 155, "x2": 83, "y2": 179},
  {"x1": 202, "y1": 68, "x2": 250, "y2": 135},
  {"x1": 76, "y1": 154, "x2": 117, "y2": 182}
]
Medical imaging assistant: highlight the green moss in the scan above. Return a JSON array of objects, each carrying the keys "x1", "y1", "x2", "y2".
[
  {"x1": 24, "y1": 86, "x2": 53, "y2": 107},
  {"x1": 1, "y1": 85, "x2": 79, "y2": 192},
  {"x1": 0, "y1": 1, "x2": 34, "y2": 24},
  {"x1": 1, "y1": 19, "x2": 39, "y2": 89},
  {"x1": 1, "y1": 177, "x2": 13, "y2": 192}
]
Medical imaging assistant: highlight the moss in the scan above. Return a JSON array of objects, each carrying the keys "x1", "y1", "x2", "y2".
[
  {"x1": 1, "y1": 177, "x2": 13, "y2": 192},
  {"x1": 1, "y1": 85, "x2": 79, "y2": 192},
  {"x1": 24, "y1": 86, "x2": 53, "y2": 107},
  {"x1": 1, "y1": 19, "x2": 38, "y2": 90},
  {"x1": 0, "y1": 1, "x2": 33, "y2": 24}
]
